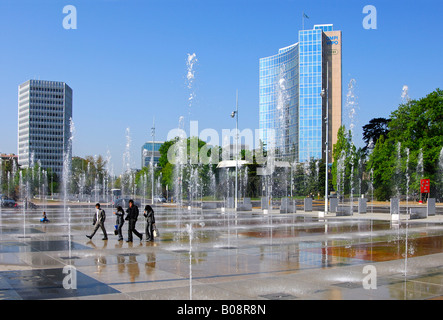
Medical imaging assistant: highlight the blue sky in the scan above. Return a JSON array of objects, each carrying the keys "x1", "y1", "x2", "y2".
[{"x1": 0, "y1": 0, "x2": 442, "y2": 174}]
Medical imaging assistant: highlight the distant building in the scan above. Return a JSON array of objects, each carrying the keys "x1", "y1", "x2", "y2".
[
  {"x1": 141, "y1": 141, "x2": 164, "y2": 168},
  {"x1": 0, "y1": 154, "x2": 19, "y2": 169},
  {"x1": 17, "y1": 80, "x2": 73, "y2": 176},
  {"x1": 221, "y1": 143, "x2": 250, "y2": 161}
]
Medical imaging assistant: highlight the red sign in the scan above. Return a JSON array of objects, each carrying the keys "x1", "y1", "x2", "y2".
[{"x1": 420, "y1": 179, "x2": 430, "y2": 193}]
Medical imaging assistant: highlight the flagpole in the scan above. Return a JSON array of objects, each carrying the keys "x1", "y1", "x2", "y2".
[
  {"x1": 302, "y1": 12, "x2": 309, "y2": 30},
  {"x1": 302, "y1": 12, "x2": 304, "y2": 30}
]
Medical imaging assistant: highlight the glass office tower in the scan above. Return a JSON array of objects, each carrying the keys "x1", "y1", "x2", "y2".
[
  {"x1": 259, "y1": 24, "x2": 342, "y2": 164},
  {"x1": 259, "y1": 43, "x2": 299, "y2": 160},
  {"x1": 298, "y1": 27, "x2": 324, "y2": 162}
]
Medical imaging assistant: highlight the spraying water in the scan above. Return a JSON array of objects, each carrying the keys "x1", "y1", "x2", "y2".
[
  {"x1": 63, "y1": 118, "x2": 75, "y2": 217},
  {"x1": 405, "y1": 148, "x2": 410, "y2": 213},
  {"x1": 337, "y1": 150, "x2": 346, "y2": 206},
  {"x1": 187, "y1": 53, "x2": 197, "y2": 89},
  {"x1": 185, "y1": 53, "x2": 200, "y2": 298},
  {"x1": 395, "y1": 142, "x2": 402, "y2": 198},
  {"x1": 105, "y1": 148, "x2": 114, "y2": 207},
  {"x1": 186, "y1": 223, "x2": 194, "y2": 300},
  {"x1": 173, "y1": 116, "x2": 187, "y2": 239},
  {"x1": 186, "y1": 53, "x2": 198, "y2": 122},
  {"x1": 62, "y1": 118, "x2": 75, "y2": 260},
  {"x1": 401, "y1": 85, "x2": 411, "y2": 104},
  {"x1": 350, "y1": 152, "x2": 355, "y2": 214},
  {"x1": 276, "y1": 66, "x2": 288, "y2": 157},
  {"x1": 416, "y1": 148, "x2": 424, "y2": 182},
  {"x1": 19, "y1": 171, "x2": 26, "y2": 238},
  {"x1": 416, "y1": 148, "x2": 424, "y2": 204},
  {"x1": 122, "y1": 128, "x2": 133, "y2": 196},
  {"x1": 345, "y1": 79, "x2": 358, "y2": 139}
]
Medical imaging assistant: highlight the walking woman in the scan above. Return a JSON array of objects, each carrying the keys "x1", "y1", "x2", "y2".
[
  {"x1": 114, "y1": 206, "x2": 125, "y2": 241},
  {"x1": 143, "y1": 205, "x2": 156, "y2": 241}
]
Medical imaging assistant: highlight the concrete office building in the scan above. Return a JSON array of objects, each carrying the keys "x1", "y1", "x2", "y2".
[
  {"x1": 259, "y1": 24, "x2": 342, "y2": 163},
  {"x1": 17, "y1": 80, "x2": 73, "y2": 176}
]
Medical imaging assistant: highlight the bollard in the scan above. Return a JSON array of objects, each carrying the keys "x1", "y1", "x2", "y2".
[
  {"x1": 358, "y1": 198, "x2": 367, "y2": 214},
  {"x1": 304, "y1": 198, "x2": 313, "y2": 212}
]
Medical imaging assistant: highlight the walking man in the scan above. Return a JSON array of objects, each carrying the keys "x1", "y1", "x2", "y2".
[
  {"x1": 143, "y1": 205, "x2": 156, "y2": 241},
  {"x1": 125, "y1": 199, "x2": 143, "y2": 242},
  {"x1": 86, "y1": 203, "x2": 108, "y2": 240}
]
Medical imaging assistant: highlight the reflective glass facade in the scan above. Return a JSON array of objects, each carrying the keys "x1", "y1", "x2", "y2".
[
  {"x1": 314, "y1": 24, "x2": 333, "y2": 32},
  {"x1": 259, "y1": 24, "x2": 341, "y2": 163},
  {"x1": 298, "y1": 28, "x2": 324, "y2": 162},
  {"x1": 259, "y1": 44, "x2": 299, "y2": 160}
]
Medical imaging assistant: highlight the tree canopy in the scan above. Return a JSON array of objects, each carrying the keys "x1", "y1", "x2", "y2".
[
  {"x1": 362, "y1": 117, "x2": 390, "y2": 154},
  {"x1": 367, "y1": 88, "x2": 443, "y2": 200}
]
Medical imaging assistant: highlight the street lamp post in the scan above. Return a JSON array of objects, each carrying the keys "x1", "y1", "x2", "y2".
[
  {"x1": 231, "y1": 90, "x2": 239, "y2": 210},
  {"x1": 151, "y1": 118, "x2": 155, "y2": 205},
  {"x1": 320, "y1": 62, "x2": 329, "y2": 215}
]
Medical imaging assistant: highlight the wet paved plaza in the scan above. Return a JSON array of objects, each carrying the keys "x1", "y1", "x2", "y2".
[{"x1": 1, "y1": 204, "x2": 443, "y2": 300}]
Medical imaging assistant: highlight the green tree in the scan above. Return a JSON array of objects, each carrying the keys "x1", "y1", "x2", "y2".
[
  {"x1": 368, "y1": 89, "x2": 443, "y2": 200},
  {"x1": 367, "y1": 135, "x2": 395, "y2": 200},
  {"x1": 331, "y1": 124, "x2": 367, "y2": 198},
  {"x1": 331, "y1": 126, "x2": 352, "y2": 194},
  {"x1": 362, "y1": 117, "x2": 390, "y2": 155},
  {"x1": 70, "y1": 155, "x2": 109, "y2": 197},
  {"x1": 157, "y1": 136, "x2": 219, "y2": 200}
]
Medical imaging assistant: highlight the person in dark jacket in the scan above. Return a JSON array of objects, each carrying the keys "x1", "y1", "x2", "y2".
[
  {"x1": 86, "y1": 203, "x2": 108, "y2": 240},
  {"x1": 114, "y1": 206, "x2": 125, "y2": 241},
  {"x1": 125, "y1": 199, "x2": 143, "y2": 242},
  {"x1": 143, "y1": 205, "x2": 156, "y2": 241}
]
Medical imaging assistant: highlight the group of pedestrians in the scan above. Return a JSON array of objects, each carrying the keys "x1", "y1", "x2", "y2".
[{"x1": 86, "y1": 199, "x2": 156, "y2": 242}]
